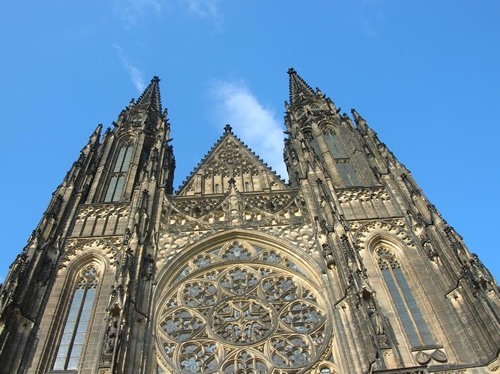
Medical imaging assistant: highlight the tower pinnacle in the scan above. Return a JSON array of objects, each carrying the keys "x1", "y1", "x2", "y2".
[
  {"x1": 135, "y1": 76, "x2": 162, "y2": 112},
  {"x1": 287, "y1": 67, "x2": 315, "y2": 104}
]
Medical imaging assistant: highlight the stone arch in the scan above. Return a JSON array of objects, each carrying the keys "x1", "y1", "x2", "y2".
[
  {"x1": 58, "y1": 238, "x2": 119, "y2": 270},
  {"x1": 156, "y1": 228, "x2": 323, "y2": 290},
  {"x1": 354, "y1": 220, "x2": 415, "y2": 254},
  {"x1": 154, "y1": 229, "x2": 335, "y2": 374},
  {"x1": 38, "y1": 249, "x2": 111, "y2": 373},
  {"x1": 357, "y1": 230, "x2": 441, "y2": 362}
]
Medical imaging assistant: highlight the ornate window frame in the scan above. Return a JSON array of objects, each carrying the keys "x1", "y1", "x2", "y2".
[
  {"x1": 52, "y1": 263, "x2": 101, "y2": 371},
  {"x1": 369, "y1": 237, "x2": 434, "y2": 349},
  {"x1": 154, "y1": 232, "x2": 335, "y2": 373},
  {"x1": 104, "y1": 139, "x2": 135, "y2": 202}
]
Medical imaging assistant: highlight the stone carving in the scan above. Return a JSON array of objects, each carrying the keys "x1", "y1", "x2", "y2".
[
  {"x1": 337, "y1": 186, "x2": 390, "y2": 203},
  {"x1": 354, "y1": 219, "x2": 415, "y2": 250},
  {"x1": 157, "y1": 224, "x2": 317, "y2": 267},
  {"x1": 210, "y1": 297, "x2": 274, "y2": 344},
  {"x1": 59, "y1": 238, "x2": 121, "y2": 269},
  {"x1": 71, "y1": 203, "x2": 130, "y2": 237},
  {"x1": 142, "y1": 254, "x2": 155, "y2": 280},
  {"x1": 158, "y1": 190, "x2": 316, "y2": 263},
  {"x1": 164, "y1": 189, "x2": 305, "y2": 228},
  {"x1": 415, "y1": 350, "x2": 431, "y2": 365},
  {"x1": 156, "y1": 240, "x2": 331, "y2": 373},
  {"x1": 74, "y1": 203, "x2": 129, "y2": 220},
  {"x1": 37, "y1": 257, "x2": 53, "y2": 284},
  {"x1": 222, "y1": 349, "x2": 270, "y2": 373},
  {"x1": 178, "y1": 134, "x2": 285, "y2": 196},
  {"x1": 203, "y1": 139, "x2": 261, "y2": 177},
  {"x1": 431, "y1": 349, "x2": 448, "y2": 363}
]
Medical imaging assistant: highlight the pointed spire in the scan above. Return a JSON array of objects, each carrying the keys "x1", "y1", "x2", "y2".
[
  {"x1": 136, "y1": 76, "x2": 162, "y2": 112},
  {"x1": 287, "y1": 67, "x2": 315, "y2": 105},
  {"x1": 351, "y1": 108, "x2": 369, "y2": 135}
]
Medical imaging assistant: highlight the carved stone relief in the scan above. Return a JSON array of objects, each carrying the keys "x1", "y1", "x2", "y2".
[
  {"x1": 59, "y1": 238, "x2": 121, "y2": 269},
  {"x1": 71, "y1": 203, "x2": 129, "y2": 237},
  {"x1": 158, "y1": 190, "x2": 316, "y2": 267},
  {"x1": 352, "y1": 219, "x2": 415, "y2": 251},
  {"x1": 337, "y1": 186, "x2": 390, "y2": 203}
]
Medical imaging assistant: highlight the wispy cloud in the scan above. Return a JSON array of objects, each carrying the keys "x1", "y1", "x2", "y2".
[
  {"x1": 356, "y1": 0, "x2": 385, "y2": 38},
  {"x1": 115, "y1": 0, "x2": 162, "y2": 25},
  {"x1": 113, "y1": 45, "x2": 146, "y2": 93},
  {"x1": 114, "y1": 0, "x2": 222, "y2": 26},
  {"x1": 211, "y1": 80, "x2": 287, "y2": 179},
  {"x1": 183, "y1": 0, "x2": 220, "y2": 19}
]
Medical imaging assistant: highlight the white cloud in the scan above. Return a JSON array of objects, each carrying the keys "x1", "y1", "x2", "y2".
[
  {"x1": 113, "y1": 45, "x2": 146, "y2": 93},
  {"x1": 211, "y1": 80, "x2": 287, "y2": 179},
  {"x1": 116, "y1": 0, "x2": 162, "y2": 24},
  {"x1": 183, "y1": 0, "x2": 220, "y2": 19},
  {"x1": 114, "y1": 0, "x2": 222, "y2": 25}
]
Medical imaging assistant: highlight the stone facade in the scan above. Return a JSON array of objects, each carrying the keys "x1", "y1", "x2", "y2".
[{"x1": 0, "y1": 70, "x2": 498, "y2": 374}]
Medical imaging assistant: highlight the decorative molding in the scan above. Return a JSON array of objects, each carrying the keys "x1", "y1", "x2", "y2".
[
  {"x1": 59, "y1": 237, "x2": 121, "y2": 268},
  {"x1": 159, "y1": 189, "x2": 316, "y2": 265},
  {"x1": 337, "y1": 186, "x2": 390, "y2": 204},
  {"x1": 75, "y1": 203, "x2": 130, "y2": 219},
  {"x1": 353, "y1": 219, "x2": 415, "y2": 250}
]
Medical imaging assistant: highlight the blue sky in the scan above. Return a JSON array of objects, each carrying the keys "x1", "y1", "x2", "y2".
[{"x1": 0, "y1": 1, "x2": 499, "y2": 281}]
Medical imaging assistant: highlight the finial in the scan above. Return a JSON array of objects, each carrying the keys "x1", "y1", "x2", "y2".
[
  {"x1": 351, "y1": 108, "x2": 369, "y2": 134},
  {"x1": 152, "y1": 76, "x2": 160, "y2": 82},
  {"x1": 224, "y1": 124, "x2": 233, "y2": 133},
  {"x1": 287, "y1": 67, "x2": 296, "y2": 75}
]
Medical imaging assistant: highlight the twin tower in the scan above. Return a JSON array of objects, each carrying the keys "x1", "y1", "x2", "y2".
[{"x1": 0, "y1": 70, "x2": 498, "y2": 373}]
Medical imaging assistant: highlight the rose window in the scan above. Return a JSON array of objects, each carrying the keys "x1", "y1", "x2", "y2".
[{"x1": 156, "y1": 241, "x2": 332, "y2": 373}]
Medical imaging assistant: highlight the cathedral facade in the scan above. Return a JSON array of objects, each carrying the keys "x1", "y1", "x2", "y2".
[{"x1": 0, "y1": 70, "x2": 498, "y2": 374}]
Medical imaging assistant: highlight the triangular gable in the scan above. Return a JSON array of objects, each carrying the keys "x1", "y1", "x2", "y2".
[{"x1": 177, "y1": 126, "x2": 287, "y2": 196}]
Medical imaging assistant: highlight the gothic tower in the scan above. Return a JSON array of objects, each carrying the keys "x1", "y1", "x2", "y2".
[{"x1": 0, "y1": 71, "x2": 498, "y2": 374}]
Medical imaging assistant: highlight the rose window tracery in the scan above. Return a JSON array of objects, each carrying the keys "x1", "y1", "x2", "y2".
[{"x1": 156, "y1": 240, "x2": 332, "y2": 373}]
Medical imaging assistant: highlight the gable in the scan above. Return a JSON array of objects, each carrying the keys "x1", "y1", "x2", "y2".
[{"x1": 177, "y1": 127, "x2": 288, "y2": 196}]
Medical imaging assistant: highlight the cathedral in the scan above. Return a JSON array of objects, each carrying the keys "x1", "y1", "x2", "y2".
[{"x1": 0, "y1": 69, "x2": 498, "y2": 374}]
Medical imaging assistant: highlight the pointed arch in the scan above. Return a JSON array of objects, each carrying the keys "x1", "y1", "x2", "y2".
[
  {"x1": 374, "y1": 243, "x2": 434, "y2": 347},
  {"x1": 360, "y1": 234, "x2": 435, "y2": 349},
  {"x1": 53, "y1": 264, "x2": 100, "y2": 370},
  {"x1": 104, "y1": 138, "x2": 135, "y2": 202},
  {"x1": 35, "y1": 249, "x2": 111, "y2": 373}
]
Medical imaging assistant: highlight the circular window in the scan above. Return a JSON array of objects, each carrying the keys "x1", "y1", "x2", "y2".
[{"x1": 156, "y1": 241, "x2": 332, "y2": 373}]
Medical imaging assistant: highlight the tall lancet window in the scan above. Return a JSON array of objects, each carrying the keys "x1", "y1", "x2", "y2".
[
  {"x1": 376, "y1": 246, "x2": 434, "y2": 347},
  {"x1": 323, "y1": 129, "x2": 360, "y2": 187},
  {"x1": 324, "y1": 131, "x2": 346, "y2": 158},
  {"x1": 53, "y1": 265, "x2": 99, "y2": 371},
  {"x1": 104, "y1": 142, "x2": 134, "y2": 202}
]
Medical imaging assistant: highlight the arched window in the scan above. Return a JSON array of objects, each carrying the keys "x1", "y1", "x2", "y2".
[
  {"x1": 336, "y1": 160, "x2": 360, "y2": 187},
  {"x1": 104, "y1": 142, "x2": 134, "y2": 202},
  {"x1": 53, "y1": 265, "x2": 99, "y2": 370},
  {"x1": 322, "y1": 129, "x2": 360, "y2": 187},
  {"x1": 324, "y1": 131, "x2": 346, "y2": 158},
  {"x1": 376, "y1": 246, "x2": 433, "y2": 347}
]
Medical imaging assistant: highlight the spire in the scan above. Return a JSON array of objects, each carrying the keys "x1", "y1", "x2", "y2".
[
  {"x1": 135, "y1": 76, "x2": 162, "y2": 112},
  {"x1": 351, "y1": 108, "x2": 369, "y2": 135},
  {"x1": 287, "y1": 67, "x2": 315, "y2": 105}
]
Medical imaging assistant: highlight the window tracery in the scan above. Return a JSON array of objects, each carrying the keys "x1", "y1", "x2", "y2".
[
  {"x1": 156, "y1": 240, "x2": 332, "y2": 373},
  {"x1": 376, "y1": 245, "x2": 433, "y2": 347},
  {"x1": 53, "y1": 265, "x2": 99, "y2": 371},
  {"x1": 104, "y1": 141, "x2": 134, "y2": 202}
]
